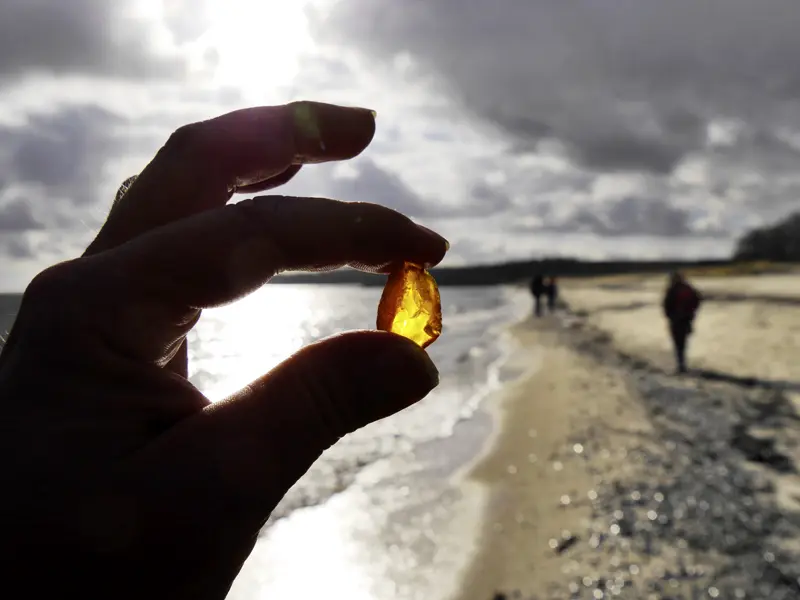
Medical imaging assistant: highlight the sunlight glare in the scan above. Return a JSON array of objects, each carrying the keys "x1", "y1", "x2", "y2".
[
  {"x1": 188, "y1": 286, "x2": 317, "y2": 402},
  {"x1": 203, "y1": 0, "x2": 314, "y2": 101},
  {"x1": 228, "y1": 493, "x2": 378, "y2": 600}
]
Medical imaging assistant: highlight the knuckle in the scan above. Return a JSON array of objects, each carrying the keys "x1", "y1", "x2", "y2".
[
  {"x1": 25, "y1": 261, "x2": 79, "y2": 301},
  {"x1": 163, "y1": 121, "x2": 208, "y2": 158},
  {"x1": 12, "y1": 261, "x2": 89, "y2": 354},
  {"x1": 237, "y1": 196, "x2": 292, "y2": 260},
  {"x1": 232, "y1": 197, "x2": 287, "y2": 244},
  {"x1": 112, "y1": 174, "x2": 139, "y2": 206}
]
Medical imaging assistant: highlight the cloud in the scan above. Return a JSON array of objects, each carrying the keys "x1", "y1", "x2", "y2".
[
  {"x1": 707, "y1": 125, "x2": 800, "y2": 176},
  {"x1": 1, "y1": 104, "x2": 127, "y2": 199},
  {"x1": 0, "y1": 198, "x2": 44, "y2": 232},
  {"x1": 317, "y1": 0, "x2": 800, "y2": 176},
  {"x1": 0, "y1": 103, "x2": 145, "y2": 222},
  {"x1": 161, "y1": 0, "x2": 214, "y2": 45},
  {"x1": 556, "y1": 197, "x2": 696, "y2": 238},
  {"x1": 0, "y1": 101, "x2": 171, "y2": 267},
  {"x1": 275, "y1": 154, "x2": 518, "y2": 221},
  {"x1": 439, "y1": 213, "x2": 731, "y2": 266},
  {"x1": 326, "y1": 158, "x2": 434, "y2": 216},
  {"x1": 469, "y1": 182, "x2": 513, "y2": 214},
  {"x1": 3, "y1": 236, "x2": 35, "y2": 259},
  {"x1": 0, "y1": 0, "x2": 187, "y2": 86},
  {"x1": 5, "y1": 0, "x2": 800, "y2": 285}
]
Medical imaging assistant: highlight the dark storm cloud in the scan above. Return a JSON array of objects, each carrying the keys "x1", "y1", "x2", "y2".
[
  {"x1": 286, "y1": 158, "x2": 517, "y2": 219},
  {"x1": 570, "y1": 129, "x2": 696, "y2": 175},
  {"x1": 0, "y1": 0, "x2": 186, "y2": 85},
  {"x1": 468, "y1": 181, "x2": 513, "y2": 216},
  {"x1": 498, "y1": 109, "x2": 703, "y2": 174},
  {"x1": 3, "y1": 236, "x2": 35, "y2": 259},
  {"x1": 514, "y1": 196, "x2": 721, "y2": 239},
  {"x1": 593, "y1": 197, "x2": 693, "y2": 237},
  {"x1": 0, "y1": 104, "x2": 130, "y2": 207},
  {"x1": 470, "y1": 181, "x2": 510, "y2": 207},
  {"x1": 0, "y1": 198, "x2": 44, "y2": 232},
  {"x1": 709, "y1": 127, "x2": 800, "y2": 176},
  {"x1": 322, "y1": 158, "x2": 434, "y2": 216},
  {"x1": 316, "y1": 0, "x2": 800, "y2": 175}
]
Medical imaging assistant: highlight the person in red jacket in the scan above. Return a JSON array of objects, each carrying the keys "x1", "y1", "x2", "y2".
[{"x1": 662, "y1": 271, "x2": 702, "y2": 373}]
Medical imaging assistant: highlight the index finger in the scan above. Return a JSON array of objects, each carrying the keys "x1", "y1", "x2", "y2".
[
  {"x1": 86, "y1": 102, "x2": 376, "y2": 254},
  {"x1": 105, "y1": 196, "x2": 449, "y2": 311}
]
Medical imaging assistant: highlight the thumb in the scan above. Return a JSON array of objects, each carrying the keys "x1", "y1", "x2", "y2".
[{"x1": 117, "y1": 331, "x2": 438, "y2": 560}]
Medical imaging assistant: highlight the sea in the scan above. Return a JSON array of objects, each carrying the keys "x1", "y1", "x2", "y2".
[{"x1": 0, "y1": 284, "x2": 531, "y2": 598}]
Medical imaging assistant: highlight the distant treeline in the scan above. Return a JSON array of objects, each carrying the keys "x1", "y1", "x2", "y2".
[
  {"x1": 734, "y1": 212, "x2": 800, "y2": 261},
  {"x1": 271, "y1": 212, "x2": 800, "y2": 287},
  {"x1": 272, "y1": 258, "x2": 733, "y2": 287}
]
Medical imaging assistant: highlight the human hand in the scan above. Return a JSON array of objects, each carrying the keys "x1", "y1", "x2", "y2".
[{"x1": 0, "y1": 102, "x2": 447, "y2": 599}]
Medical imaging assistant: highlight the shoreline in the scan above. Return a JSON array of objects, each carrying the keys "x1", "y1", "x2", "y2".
[
  {"x1": 254, "y1": 285, "x2": 529, "y2": 527},
  {"x1": 232, "y1": 272, "x2": 800, "y2": 599},
  {"x1": 447, "y1": 273, "x2": 800, "y2": 599},
  {"x1": 229, "y1": 287, "x2": 532, "y2": 600},
  {"x1": 447, "y1": 313, "x2": 644, "y2": 599}
]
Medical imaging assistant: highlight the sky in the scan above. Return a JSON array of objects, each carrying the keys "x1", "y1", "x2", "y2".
[{"x1": 2, "y1": 0, "x2": 800, "y2": 290}]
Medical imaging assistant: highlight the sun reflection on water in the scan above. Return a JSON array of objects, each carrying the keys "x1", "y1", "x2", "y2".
[
  {"x1": 188, "y1": 285, "x2": 362, "y2": 402},
  {"x1": 184, "y1": 284, "x2": 526, "y2": 598},
  {"x1": 228, "y1": 488, "x2": 380, "y2": 600}
]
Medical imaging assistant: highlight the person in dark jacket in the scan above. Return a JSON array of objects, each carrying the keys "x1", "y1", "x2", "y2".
[
  {"x1": 662, "y1": 271, "x2": 702, "y2": 373},
  {"x1": 545, "y1": 276, "x2": 558, "y2": 312},
  {"x1": 530, "y1": 274, "x2": 545, "y2": 316}
]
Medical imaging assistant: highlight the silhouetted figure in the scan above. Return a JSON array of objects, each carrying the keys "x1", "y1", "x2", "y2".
[
  {"x1": 530, "y1": 274, "x2": 545, "y2": 316},
  {"x1": 545, "y1": 276, "x2": 558, "y2": 312},
  {"x1": 662, "y1": 272, "x2": 702, "y2": 374}
]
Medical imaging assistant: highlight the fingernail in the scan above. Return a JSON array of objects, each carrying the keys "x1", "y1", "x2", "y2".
[
  {"x1": 292, "y1": 102, "x2": 322, "y2": 148},
  {"x1": 416, "y1": 224, "x2": 450, "y2": 251},
  {"x1": 291, "y1": 101, "x2": 376, "y2": 164}
]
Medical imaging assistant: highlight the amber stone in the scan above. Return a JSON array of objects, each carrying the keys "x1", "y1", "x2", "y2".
[{"x1": 377, "y1": 262, "x2": 442, "y2": 349}]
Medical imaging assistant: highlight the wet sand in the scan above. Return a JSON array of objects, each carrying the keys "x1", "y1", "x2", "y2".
[
  {"x1": 451, "y1": 271, "x2": 800, "y2": 599},
  {"x1": 450, "y1": 319, "x2": 649, "y2": 599}
]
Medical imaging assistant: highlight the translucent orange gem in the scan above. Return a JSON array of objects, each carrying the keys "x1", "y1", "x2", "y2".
[{"x1": 377, "y1": 262, "x2": 442, "y2": 349}]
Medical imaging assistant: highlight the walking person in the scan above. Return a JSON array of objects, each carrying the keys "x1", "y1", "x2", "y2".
[
  {"x1": 545, "y1": 276, "x2": 558, "y2": 312},
  {"x1": 530, "y1": 274, "x2": 545, "y2": 317},
  {"x1": 662, "y1": 271, "x2": 702, "y2": 373}
]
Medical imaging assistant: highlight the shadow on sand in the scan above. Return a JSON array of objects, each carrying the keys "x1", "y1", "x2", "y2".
[{"x1": 692, "y1": 368, "x2": 800, "y2": 393}]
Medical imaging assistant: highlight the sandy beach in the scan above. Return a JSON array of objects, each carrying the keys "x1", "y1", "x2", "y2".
[
  {"x1": 227, "y1": 271, "x2": 800, "y2": 600},
  {"x1": 449, "y1": 271, "x2": 800, "y2": 599}
]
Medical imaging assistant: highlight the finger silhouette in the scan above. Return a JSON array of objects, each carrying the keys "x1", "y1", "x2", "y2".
[
  {"x1": 84, "y1": 195, "x2": 446, "y2": 364},
  {"x1": 114, "y1": 331, "x2": 439, "y2": 596},
  {"x1": 85, "y1": 102, "x2": 375, "y2": 255}
]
